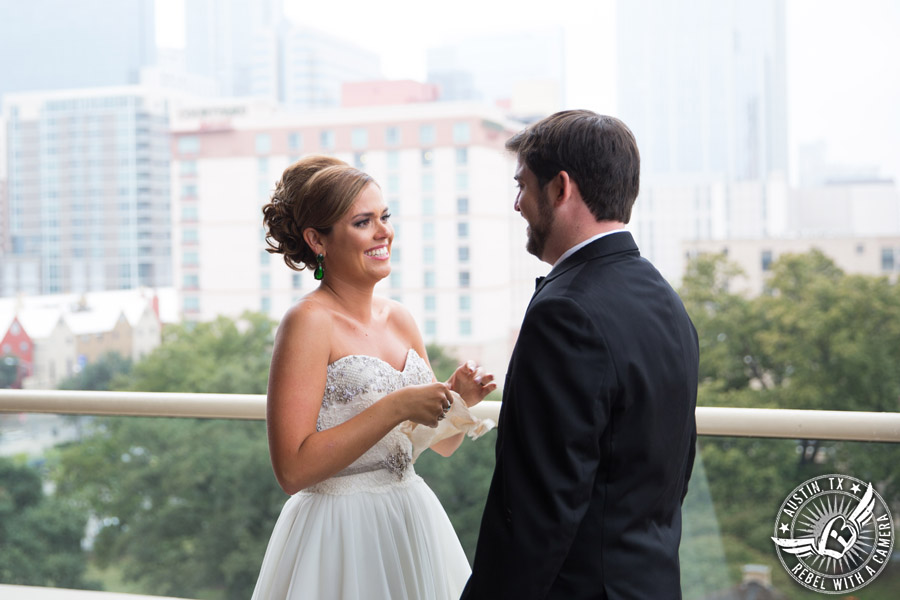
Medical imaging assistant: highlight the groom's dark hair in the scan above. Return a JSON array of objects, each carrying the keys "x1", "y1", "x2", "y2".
[{"x1": 505, "y1": 110, "x2": 640, "y2": 224}]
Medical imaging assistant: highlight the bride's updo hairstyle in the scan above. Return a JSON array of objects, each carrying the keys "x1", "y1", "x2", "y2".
[{"x1": 263, "y1": 155, "x2": 375, "y2": 271}]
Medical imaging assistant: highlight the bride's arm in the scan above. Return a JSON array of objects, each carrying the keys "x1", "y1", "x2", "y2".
[
  {"x1": 267, "y1": 300, "x2": 450, "y2": 495},
  {"x1": 389, "y1": 300, "x2": 496, "y2": 457}
]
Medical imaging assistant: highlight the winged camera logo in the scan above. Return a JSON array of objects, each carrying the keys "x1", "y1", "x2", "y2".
[{"x1": 771, "y1": 474, "x2": 894, "y2": 594}]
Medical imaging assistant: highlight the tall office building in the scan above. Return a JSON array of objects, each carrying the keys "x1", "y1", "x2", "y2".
[
  {"x1": 2, "y1": 87, "x2": 173, "y2": 296},
  {"x1": 616, "y1": 0, "x2": 787, "y2": 182},
  {"x1": 183, "y1": 0, "x2": 284, "y2": 97},
  {"x1": 169, "y1": 96, "x2": 540, "y2": 373},
  {"x1": 0, "y1": 0, "x2": 156, "y2": 103},
  {"x1": 250, "y1": 25, "x2": 382, "y2": 109},
  {"x1": 427, "y1": 28, "x2": 566, "y2": 117},
  {"x1": 616, "y1": 0, "x2": 789, "y2": 284},
  {"x1": 183, "y1": 1, "x2": 380, "y2": 108}
]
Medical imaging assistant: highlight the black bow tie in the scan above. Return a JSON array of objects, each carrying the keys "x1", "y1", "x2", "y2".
[{"x1": 534, "y1": 276, "x2": 546, "y2": 290}]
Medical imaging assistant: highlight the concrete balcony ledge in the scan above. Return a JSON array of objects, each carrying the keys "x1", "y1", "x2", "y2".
[{"x1": 0, "y1": 585, "x2": 185, "y2": 600}]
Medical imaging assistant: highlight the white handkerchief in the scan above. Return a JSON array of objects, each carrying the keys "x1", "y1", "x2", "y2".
[{"x1": 400, "y1": 391, "x2": 496, "y2": 462}]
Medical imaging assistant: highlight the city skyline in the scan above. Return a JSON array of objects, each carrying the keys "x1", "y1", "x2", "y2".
[{"x1": 154, "y1": 0, "x2": 900, "y2": 185}]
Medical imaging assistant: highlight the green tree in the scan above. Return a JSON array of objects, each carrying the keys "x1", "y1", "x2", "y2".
[
  {"x1": 53, "y1": 312, "x2": 281, "y2": 599},
  {"x1": 54, "y1": 418, "x2": 281, "y2": 600},
  {"x1": 0, "y1": 356, "x2": 21, "y2": 388},
  {"x1": 57, "y1": 352, "x2": 132, "y2": 391},
  {"x1": 678, "y1": 251, "x2": 900, "y2": 594},
  {"x1": 0, "y1": 458, "x2": 95, "y2": 589},
  {"x1": 121, "y1": 312, "x2": 275, "y2": 394}
]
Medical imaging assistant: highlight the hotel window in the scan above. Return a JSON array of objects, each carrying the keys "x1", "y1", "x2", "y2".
[
  {"x1": 424, "y1": 294, "x2": 436, "y2": 311},
  {"x1": 455, "y1": 147, "x2": 468, "y2": 165},
  {"x1": 180, "y1": 160, "x2": 197, "y2": 175},
  {"x1": 351, "y1": 128, "x2": 369, "y2": 149},
  {"x1": 354, "y1": 152, "x2": 367, "y2": 169},
  {"x1": 177, "y1": 136, "x2": 200, "y2": 154},
  {"x1": 421, "y1": 149, "x2": 434, "y2": 167},
  {"x1": 288, "y1": 132, "x2": 302, "y2": 150},
  {"x1": 453, "y1": 122, "x2": 471, "y2": 144},
  {"x1": 422, "y1": 172, "x2": 435, "y2": 192},
  {"x1": 424, "y1": 246, "x2": 435, "y2": 265},
  {"x1": 391, "y1": 271, "x2": 403, "y2": 288},
  {"x1": 424, "y1": 271, "x2": 436, "y2": 288},
  {"x1": 183, "y1": 296, "x2": 200, "y2": 311},
  {"x1": 387, "y1": 173, "x2": 401, "y2": 194},
  {"x1": 260, "y1": 250, "x2": 270, "y2": 265},
  {"x1": 881, "y1": 248, "x2": 895, "y2": 271},
  {"x1": 425, "y1": 319, "x2": 436, "y2": 337},
  {"x1": 422, "y1": 196, "x2": 434, "y2": 216},
  {"x1": 388, "y1": 197, "x2": 400, "y2": 215},
  {"x1": 459, "y1": 271, "x2": 470, "y2": 288},
  {"x1": 458, "y1": 246, "x2": 470, "y2": 262},
  {"x1": 456, "y1": 172, "x2": 469, "y2": 190},
  {"x1": 387, "y1": 150, "x2": 400, "y2": 169},
  {"x1": 457, "y1": 222, "x2": 469, "y2": 238},
  {"x1": 423, "y1": 222, "x2": 435, "y2": 241},
  {"x1": 457, "y1": 197, "x2": 469, "y2": 214},
  {"x1": 419, "y1": 124, "x2": 436, "y2": 145},
  {"x1": 182, "y1": 229, "x2": 198, "y2": 243},
  {"x1": 183, "y1": 273, "x2": 199, "y2": 288},
  {"x1": 261, "y1": 296, "x2": 271, "y2": 313},
  {"x1": 258, "y1": 157, "x2": 268, "y2": 173},
  {"x1": 255, "y1": 133, "x2": 271, "y2": 154},
  {"x1": 181, "y1": 183, "x2": 197, "y2": 197},
  {"x1": 391, "y1": 247, "x2": 401, "y2": 262},
  {"x1": 459, "y1": 319, "x2": 472, "y2": 336},
  {"x1": 181, "y1": 205, "x2": 198, "y2": 221},
  {"x1": 761, "y1": 250, "x2": 773, "y2": 272},
  {"x1": 292, "y1": 273, "x2": 302, "y2": 288},
  {"x1": 320, "y1": 130, "x2": 335, "y2": 149},
  {"x1": 261, "y1": 273, "x2": 271, "y2": 289},
  {"x1": 183, "y1": 251, "x2": 198, "y2": 266},
  {"x1": 459, "y1": 295, "x2": 471, "y2": 311},
  {"x1": 385, "y1": 126, "x2": 401, "y2": 146}
]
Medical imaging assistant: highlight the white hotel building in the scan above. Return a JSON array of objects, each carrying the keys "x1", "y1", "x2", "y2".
[{"x1": 169, "y1": 99, "x2": 543, "y2": 372}]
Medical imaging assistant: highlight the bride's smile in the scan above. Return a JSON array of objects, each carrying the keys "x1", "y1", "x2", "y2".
[{"x1": 323, "y1": 183, "x2": 393, "y2": 282}]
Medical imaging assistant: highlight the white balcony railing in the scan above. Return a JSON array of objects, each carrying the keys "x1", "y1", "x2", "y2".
[
  {"x1": 2, "y1": 389, "x2": 900, "y2": 442},
  {"x1": 2, "y1": 389, "x2": 900, "y2": 600}
]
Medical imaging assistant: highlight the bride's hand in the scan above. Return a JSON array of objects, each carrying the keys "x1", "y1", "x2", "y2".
[
  {"x1": 447, "y1": 360, "x2": 497, "y2": 407},
  {"x1": 394, "y1": 382, "x2": 454, "y2": 428}
]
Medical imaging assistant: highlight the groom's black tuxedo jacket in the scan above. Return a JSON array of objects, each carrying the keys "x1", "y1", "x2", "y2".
[{"x1": 461, "y1": 232, "x2": 699, "y2": 599}]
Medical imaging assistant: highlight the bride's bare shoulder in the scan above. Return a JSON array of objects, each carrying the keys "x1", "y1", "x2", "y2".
[
  {"x1": 379, "y1": 296, "x2": 422, "y2": 344},
  {"x1": 279, "y1": 294, "x2": 335, "y2": 337}
]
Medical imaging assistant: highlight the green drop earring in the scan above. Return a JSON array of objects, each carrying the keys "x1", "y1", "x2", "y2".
[{"x1": 314, "y1": 253, "x2": 325, "y2": 280}]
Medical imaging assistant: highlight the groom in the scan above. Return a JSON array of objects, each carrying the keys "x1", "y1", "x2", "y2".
[{"x1": 461, "y1": 111, "x2": 699, "y2": 599}]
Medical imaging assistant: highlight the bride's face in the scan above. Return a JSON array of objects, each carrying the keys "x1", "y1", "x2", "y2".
[{"x1": 324, "y1": 183, "x2": 393, "y2": 284}]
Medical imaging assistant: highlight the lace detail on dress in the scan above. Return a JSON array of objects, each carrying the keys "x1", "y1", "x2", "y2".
[{"x1": 312, "y1": 349, "x2": 431, "y2": 489}]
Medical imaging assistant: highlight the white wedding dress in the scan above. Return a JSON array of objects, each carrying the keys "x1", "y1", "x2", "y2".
[{"x1": 251, "y1": 349, "x2": 471, "y2": 600}]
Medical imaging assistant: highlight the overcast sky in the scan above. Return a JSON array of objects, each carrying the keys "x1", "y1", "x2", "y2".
[{"x1": 157, "y1": 0, "x2": 900, "y2": 184}]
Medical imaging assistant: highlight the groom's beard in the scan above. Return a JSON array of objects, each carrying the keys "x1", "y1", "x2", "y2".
[{"x1": 525, "y1": 188, "x2": 555, "y2": 260}]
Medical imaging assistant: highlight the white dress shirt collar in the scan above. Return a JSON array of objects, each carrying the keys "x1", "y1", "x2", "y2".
[{"x1": 550, "y1": 229, "x2": 628, "y2": 274}]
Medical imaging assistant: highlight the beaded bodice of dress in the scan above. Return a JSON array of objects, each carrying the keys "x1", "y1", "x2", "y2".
[{"x1": 314, "y1": 348, "x2": 431, "y2": 484}]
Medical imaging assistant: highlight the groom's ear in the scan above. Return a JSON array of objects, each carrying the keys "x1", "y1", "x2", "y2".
[{"x1": 551, "y1": 170, "x2": 580, "y2": 207}]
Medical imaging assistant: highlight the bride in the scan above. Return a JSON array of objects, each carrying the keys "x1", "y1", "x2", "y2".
[{"x1": 252, "y1": 155, "x2": 496, "y2": 599}]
